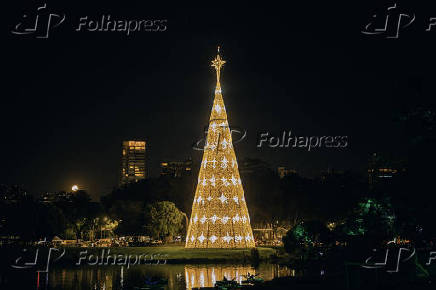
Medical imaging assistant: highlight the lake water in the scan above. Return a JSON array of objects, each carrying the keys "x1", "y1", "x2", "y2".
[{"x1": 1, "y1": 263, "x2": 293, "y2": 289}]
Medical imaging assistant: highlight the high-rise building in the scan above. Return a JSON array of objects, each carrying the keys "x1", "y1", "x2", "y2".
[
  {"x1": 185, "y1": 49, "x2": 255, "y2": 249},
  {"x1": 160, "y1": 159, "x2": 192, "y2": 178},
  {"x1": 120, "y1": 140, "x2": 146, "y2": 186}
]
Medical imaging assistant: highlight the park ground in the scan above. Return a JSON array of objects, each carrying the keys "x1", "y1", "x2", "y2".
[
  {"x1": 64, "y1": 245, "x2": 278, "y2": 264},
  {"x1": 0, "y1": 245, "x2": 281, "y2": 267}
]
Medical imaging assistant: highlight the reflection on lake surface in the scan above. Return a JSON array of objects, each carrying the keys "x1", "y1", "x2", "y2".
[
  {"x1": 1, "y1": 263, "x2": 292, "y2": 290},
  {"x1": 185, "y1": 265, "x2": 253, "y2": 288}
]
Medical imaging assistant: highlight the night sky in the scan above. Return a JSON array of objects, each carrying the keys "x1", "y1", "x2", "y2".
[{"x1": 4, "y1": 1, "x2": 436, "y2": 199}]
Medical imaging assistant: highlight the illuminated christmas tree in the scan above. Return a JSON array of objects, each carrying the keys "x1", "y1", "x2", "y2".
[{"x1": 185, "y1": 48, "x2": 255, "y2": 248}]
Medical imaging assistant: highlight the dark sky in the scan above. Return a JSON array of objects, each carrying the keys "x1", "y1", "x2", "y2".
[{"x1": 3, "y1": 1, "x2": 436, "y2": 199}]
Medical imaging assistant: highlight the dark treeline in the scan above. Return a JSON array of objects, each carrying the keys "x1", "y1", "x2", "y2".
[
  {"x1": 1, "y1": 153, "x2": 434, "y2": 245},
  {"x1": 0, "y1": 170, "x2": 367, "y2": 241},
  {"x1": 0, "y1": 190, "x2": 103, "y2": 242},
  {"x1": 280, "y1": 107, "x2": 436, "y2": 279},
  {"x1": 1, "y1": 157, "x2": 434, "y2": 243},
  {"x1": 99, "y1": 168, "x2": 368, "y2": 234}
]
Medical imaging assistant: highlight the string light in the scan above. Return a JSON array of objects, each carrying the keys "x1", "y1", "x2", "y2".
[{"x1": 185, "y1": 48, "x2": 255, "y2": 248}]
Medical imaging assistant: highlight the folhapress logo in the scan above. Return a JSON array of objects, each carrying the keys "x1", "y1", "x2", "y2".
[
  {"x1": 12, "y1": 3, "x2": 167, "y2": 39},
  {"x1": 11, "y1": 3, "x2": 65, "y2": 39},
  {"x1": 362, "y1": 3, "x2": 436, "y2": 38}
]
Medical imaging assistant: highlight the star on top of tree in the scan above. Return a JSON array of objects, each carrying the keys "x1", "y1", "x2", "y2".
[{"x1": 211, "y1": 46, "x2": 226, "y2": 83}]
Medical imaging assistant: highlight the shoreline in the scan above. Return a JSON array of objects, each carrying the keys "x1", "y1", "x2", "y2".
[{"x1": 1, "y1": 245, "x2": 280, "y2": 267}]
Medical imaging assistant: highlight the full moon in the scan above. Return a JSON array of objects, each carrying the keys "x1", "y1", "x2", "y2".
[{"x1": 72, "y1": 185, "x2": 79, "y2": 192}]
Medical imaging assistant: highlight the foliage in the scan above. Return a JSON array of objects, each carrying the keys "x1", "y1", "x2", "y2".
[
  {"x1": 342, "y1": 197, "x2": 395, "y2": 248},
  {"x1": 282, "y1": 220, "x2": 330, "y2": 257},
  {"x1": 108, "y1": 200, "x2": 143, "y2": 235},
  {"x1": 242, "y1": 166, "x2": 366, "y2": 225},
  {"x1": 0, "y1": 189, "x2": 111, "y2": 241},
  {"x1": 144, "y1": 201, "x2": 184, "y2": 240}
]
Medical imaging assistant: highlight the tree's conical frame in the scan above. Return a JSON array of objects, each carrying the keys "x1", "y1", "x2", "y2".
[{"x1": 185, "y1": 49, "x2": 255, "y2": 248}]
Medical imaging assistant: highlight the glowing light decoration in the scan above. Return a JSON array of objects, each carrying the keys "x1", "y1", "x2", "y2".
[
  {"x1": 218, "y1": 193, "x2": 228, "y2": 204},
  {"x1": 221, "y1": 157, "x2": 228, "y2": 169},
  {"x1": 210, "y1": 235, "x2": 218, "y2": 243},
  {"x1": 210, "y1": 215, "x2": 219, "y2": 224},
  {"x1": 185, "y1": 48, "x2": 255, "y2": 248},
  {"x1": 221, "y1": 216, "x2": 230, "y2": 224},
  {"x1": 198, "y1": 233, "x2": 206, "y2": 243},
  {"x1": 230, "y1": 175, "x2": 237, "y2": 185}
]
